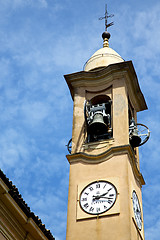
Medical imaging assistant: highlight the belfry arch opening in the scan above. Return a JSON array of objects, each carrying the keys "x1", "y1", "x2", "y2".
[
  {"x1": 128, "y1": 98, "x2": 135, "y2": 126},
  {"x1": 84, "y1": 95, "x2": 112, "y2": 143}
]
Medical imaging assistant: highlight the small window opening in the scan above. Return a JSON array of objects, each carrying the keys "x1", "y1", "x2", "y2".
[{"x1": 84, "y1": 95, "x2": 112, "y2": 143}]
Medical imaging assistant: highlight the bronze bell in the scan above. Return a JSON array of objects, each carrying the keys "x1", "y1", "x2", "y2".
[
  {"x1": 89, "y1": 113, "x2": 108, "y2": 136},
  {"x1": 130, "y1": 128, "x2": 141, "y2": 147}
]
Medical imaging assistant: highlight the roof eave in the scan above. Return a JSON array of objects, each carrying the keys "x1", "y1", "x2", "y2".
[{"x1": 64, "y1": 61, "x2": 147, "y2": 112}]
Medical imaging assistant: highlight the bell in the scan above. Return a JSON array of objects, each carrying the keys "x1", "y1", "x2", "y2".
[
  {"x1": 89, "y1": 113, "x2": 108, "y2": 136},
  {"x1": 130, "y1": 129, "x2": 141, "y2": 147}
]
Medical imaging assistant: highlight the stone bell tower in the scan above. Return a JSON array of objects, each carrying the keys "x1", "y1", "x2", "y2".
[{"x1": 64, "y1": 8, "x2": 149, "y2": 240}]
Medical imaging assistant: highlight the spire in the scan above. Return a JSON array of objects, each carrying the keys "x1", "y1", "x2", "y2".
[
  {"x1": 99, "y1": 4, "x2": 114, "y2": 47},
  {"x1": 84, "y1": 4, "x2": 123, "y2": 71}
]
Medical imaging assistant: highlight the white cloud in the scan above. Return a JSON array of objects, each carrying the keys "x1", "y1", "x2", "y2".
[
  {"x1": 0, "y1": 0, "x2": 48, "y2": 9},
  {"x1": 21, "y1": 101, "x2": 51, "y2": 124},
  {"x1": 0, "y1": 128, "x2": 30, "y2": 168}
]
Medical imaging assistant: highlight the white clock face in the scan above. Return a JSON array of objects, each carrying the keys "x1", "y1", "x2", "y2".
[
  {"x1": 79, "y1": 180, "x2": 117, "y2": 215},
  {"x1": 132, "y1": 190, "x2": 142, "y2": 230}
]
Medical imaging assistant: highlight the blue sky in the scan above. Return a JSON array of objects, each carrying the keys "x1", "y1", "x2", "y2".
[{"x1": 0, "y1": 0, "x2": 159, "y2": 239}]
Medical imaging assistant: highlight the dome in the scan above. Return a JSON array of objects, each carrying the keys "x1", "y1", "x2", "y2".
[{"x1": 84, "y1": 45, "x2": 124, "y2": 72}]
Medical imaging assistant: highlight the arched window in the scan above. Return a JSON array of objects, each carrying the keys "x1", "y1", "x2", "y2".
[{"x1": 84, "y1": 95, "x2": 112, "y2": 143}]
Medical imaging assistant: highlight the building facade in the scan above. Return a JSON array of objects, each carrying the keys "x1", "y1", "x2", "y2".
[{"x1": 0, "y1": 169, "x2": 55, "y2": 240}]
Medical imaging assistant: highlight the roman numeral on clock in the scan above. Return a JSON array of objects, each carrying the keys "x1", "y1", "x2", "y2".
[
  {"x1": 84, "y1": 192, "x2": 89, "y2": 195},
  {"x1": 89, "y1": 207, "x2": 94, "y2": 212},
  {"x1": 96, "y1": 208, "x2": 101, "y2": 213},
  {"x1": 84, "y1": 203, "x2": 89, "y2": 209},
  {"x1": 81, "y1": 198, "x2": 87, "y2": 201},
  {"x1": 96, "y1": 183, "x2": 100, "y2": 188},
  {"x1": 103, "y1": 183, "x2": 107, "y2": 189},
  {"x1": 109, "y1": 194, "x2": 114, "y2": 197}
]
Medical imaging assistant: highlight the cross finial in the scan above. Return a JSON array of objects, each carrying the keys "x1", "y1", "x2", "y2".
[{"x1": 99, "y1": 4, "x2": 114, "y2": 31}]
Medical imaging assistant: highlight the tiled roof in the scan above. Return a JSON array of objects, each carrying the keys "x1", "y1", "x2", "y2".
[{"x1": 0, "y1": 169, "x2": 55, "y2": 240}]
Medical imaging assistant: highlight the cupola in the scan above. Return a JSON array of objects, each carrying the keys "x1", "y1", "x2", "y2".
[{"x1": 84, "y1": 31, "x2": 124, "y2": 71}]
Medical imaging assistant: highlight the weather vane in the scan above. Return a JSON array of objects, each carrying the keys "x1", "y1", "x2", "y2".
[{"x1": 99, "y1": 4, "x2": 114, "y2": 31}]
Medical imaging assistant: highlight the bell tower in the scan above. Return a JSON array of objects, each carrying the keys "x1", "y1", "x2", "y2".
[{"x1": 64, "y1": 7, "x2": 150, "y2": 240}]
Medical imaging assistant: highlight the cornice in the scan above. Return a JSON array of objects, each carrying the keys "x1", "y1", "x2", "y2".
[
  {"x1": 64, "y1": 61, "x2": 147, "y2": 112},
  {"x1": 66, "y1": 144, "x2": 145, "y2": 187}
]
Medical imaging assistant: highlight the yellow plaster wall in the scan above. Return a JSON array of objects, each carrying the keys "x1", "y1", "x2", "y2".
[
  {"x1": 0, "y1": 199, "x2": 27, "y2": 240},
  {"x1": 66, "y1": 62, "x2": 146, "y2": 240},
  {"x1": 127, "y1": 157, "x2": 145, "y2": 240},
  {"x1": 71, "y1": 77, "x2": 130, "y2": 155},
  {"x1": 0, "y1": 190, "x2": 50, "y2": 240},
  {"x1": 66, "y1": 152, "x2": 143, "y2": 240},
  {"x1": 112, "y1": 78, "x2": 129, "y2": 146}
]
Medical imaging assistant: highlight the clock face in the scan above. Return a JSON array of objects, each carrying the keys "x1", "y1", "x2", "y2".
[
  {"x1": 79, "y1": 180, "x2": 117, "y2": 215},
  {"x1": 132, "y1": 190, "x2": 142, "y2": 230}
]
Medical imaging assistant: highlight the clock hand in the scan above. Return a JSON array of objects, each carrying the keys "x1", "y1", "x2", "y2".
[
  {"x1": 92, "y1": 188, "x2": 113, "y2": 200},
  {"x1": 93, "y1": 188, "x2": 112, "y2": 200},
  {"x1": 92, "y1": 196, "x2": 113, "y2": 200},
  {"x1": 92, "y1": 195, "x2": 113, "y2": 199},
  {"x1": 100, "y1": 188, "x2": 113, "y2": 197},
  {"x1": 98, "y1": 196, "x2": 113, "y2": 199}
]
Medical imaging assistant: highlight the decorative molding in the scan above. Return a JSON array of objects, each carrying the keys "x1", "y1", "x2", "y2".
[
  {"x1": 0, "y1": 200, "x2": 25, "y2": 240},
  {"x1": 66, "y1": 145, "x2": 145, "y2": 187},
  {"x1": 83, "y1": 139, "x2": 114, "y2": 150},
  {"x1": 0, "y1": 228, "x2": 11, "y2": 240},
  {"x1": 64, "y1": 61, "x2": 147, "y2": 112}
]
